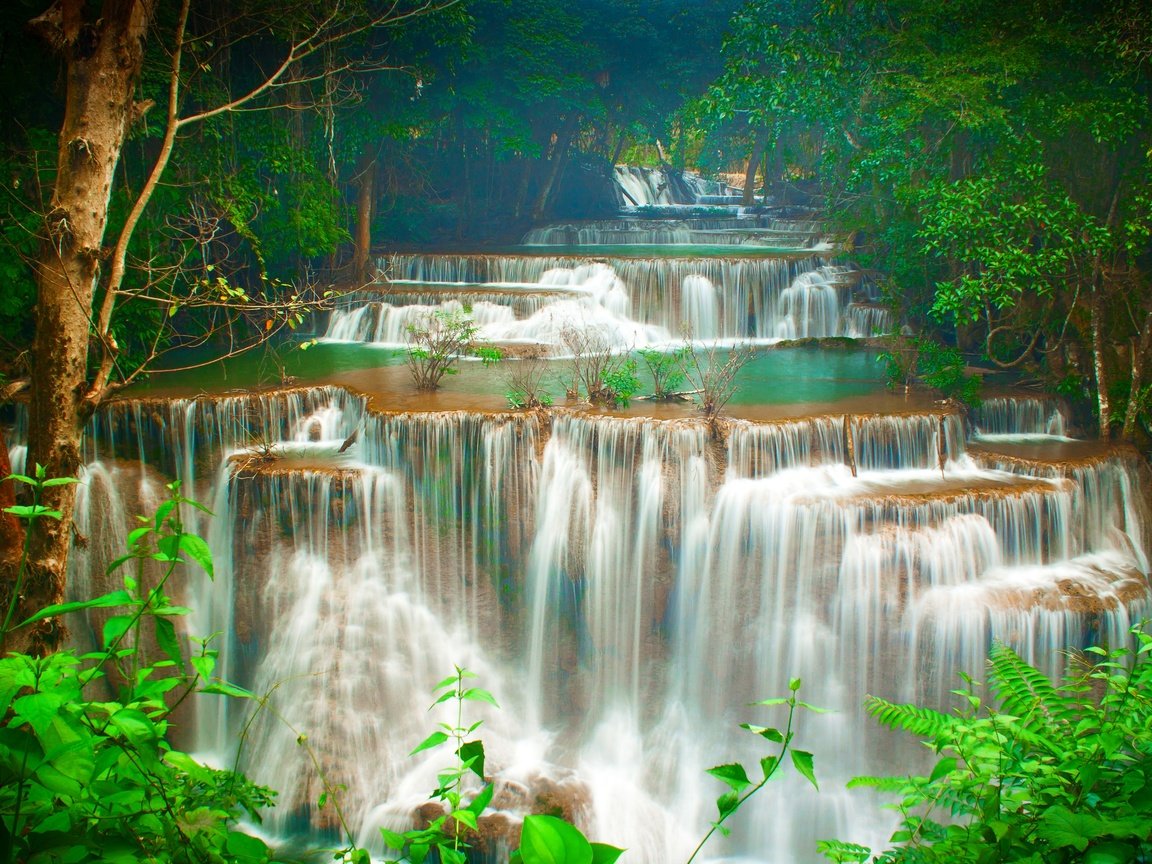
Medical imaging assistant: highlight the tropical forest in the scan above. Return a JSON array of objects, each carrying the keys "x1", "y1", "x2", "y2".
[{"x1": 0, "y1": 0, "x2": 1151, "y2": 862}]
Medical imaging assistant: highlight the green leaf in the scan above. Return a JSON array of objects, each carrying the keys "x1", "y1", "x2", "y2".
[
  {"x1": 200, "y1": 680, "x2": 254, "y2": 698},
  {"x1": 13, "y1": 691, "x2": 65, "y2": 736},
  {"x1": 452, "y1": 809, "x2": 479, "y2": 831},
  {"x1": 225, "y1": 831, "x2": 269, "y2": 862},
  {"x1": 1085, "y1": 841, "x2": 1138, "y2": 864},
  {"x1": 460, "y1": 687, "x2": 500, "y2": 708},
  {"x1": 410, "y1": 731, "x2": 449, "y2": 756},
  {"x1": 791, "y1": 750, "x2": 818, "y2": 790},
  {"x1": 40, "y1": 477, "x2": 78, "y2": 487},
  {"x1": 928, "y1": 756, "x2": 957, "y2": 783},
  {"x1": 178, "y1": 533, "x2": 214, "y2": 579},
  {"x1": 19, "y1": 589, "x2": 136, "y2": 626},
  {"x1": 519, "y1": 815, "x2": 593, "y2": 864},
  {"x1": 103, "y1": 614, "x2": 134, "y2": 649},
  {"x1": 468, "y1": 782, "x2": 495, "y2": 816},
  {"x1": 590, "y1": 844, "x2": 626, "y2": 864},
  {"x1": 1036, "y1": 806, "x2": 1104, "y2": 851},
  {"x1": 716, "y1": 790, "x2": 739, "y2": 820},
  {"x1": 380, "y1": 827, "x2": 406, "y2": 850},
  {"x1": 154, "y1": 617, "x2": 185, "y2": 671},
  {"x1": 458, "y1": 739, "x2": 486, "y2": 778},
  {"x1": 740, "y1": 723, "x2": 784, "y2": 742},
  {"x1": 706, "y1": 762, "x2": 751, "y2": 793}
]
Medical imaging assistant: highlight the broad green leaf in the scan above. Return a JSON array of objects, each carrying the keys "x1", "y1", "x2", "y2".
[
  {"x1": 590, "y1": 844, "x2": 625, "y2": 864},
  {"x1": 19, "y1": 589, "x2": 135, "y2": 626},
  {"x1": 715, "y1": 790, "x2": 739, "y2": 820},
  {"x1": 1036, "y1": 806, "x2": 1103, "y2": 851},
  {"x1": 928, "y1": 756, "x2": 957, "y2": 783},
  {"x1": 103, "y1": 614, "x2": 134, "y2": 649},
  {"x1": 41, "y1": 477, "x2": 78, "y2": 487},
  {"x1": 461, "y1": 687, "x2": 500, "y2": 708},
  {"x1": 30, "y1": 809, "x2": 72, "y2": 834},
  {"x1": 791, "y1": 750, "x2": 818, "y2": 790},
  {"x1": 111, "y1": 708, "x2": 159, "y2": 749},
  {"x1": 468, "y1": 782, "x2": 495, "y2": 816},
  {"x1": 380, "y1": 827, "x2": 406, "y2": 850},
  {"x1": 225, "y1": 831, "x2": 269, "y2": 862},
  {"x1": 410, "y1": 730, "x2": 449, "y2": 756},
  {"x1": 519, "y1": 814, "x2": 593, "y2": 864},
  {"x1": 13, "y1": 691, "x2": 65, "y2": 736},
  {"x1": 458, "y1": 739, "x2": 486, "y2": 778},
  {"x1": 178, "y1": 533, "x2": 214, "y2": 578},
  {"x1": 452, "y1": 808, "x2": 479, "y2": 831},
  {"x1": 154, "y1": 617, "x2": 185, "y2": 671},
  {"x1": 706, "y1": 762, "x2": 751, "y2": 793}
]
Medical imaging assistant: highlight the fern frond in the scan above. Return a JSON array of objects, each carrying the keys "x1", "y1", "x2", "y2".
[
  {"x1": 987, "y1": 643, "x2": 1069, "y2": 732},
  {"x1": 865, "y1": 696, "x2": 956, "y2": 738}
]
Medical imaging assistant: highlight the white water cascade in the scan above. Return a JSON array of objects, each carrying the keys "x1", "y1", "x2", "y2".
[{"x1": 9, "y1": 189, "x2": 1146, "y2": 864}]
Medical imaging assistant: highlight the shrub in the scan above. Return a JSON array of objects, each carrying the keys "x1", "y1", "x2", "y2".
[
  {"x1": 406, "y1": 308, "x2": 500, "y2": 391},
  {"x1": 821, "y1": 626, "x2": 1152, "y2": 864}
]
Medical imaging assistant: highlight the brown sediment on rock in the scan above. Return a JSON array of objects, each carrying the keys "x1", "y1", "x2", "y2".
[
  {"x1": 225, "y1": 452, "x2": 361, "y2": 478},
  {"x1": 818, "y1": 475, "x2": 1067, "y2": 507},
  {"x1": 969, "y1": 439, "x2": 1138, "y2": 470}
]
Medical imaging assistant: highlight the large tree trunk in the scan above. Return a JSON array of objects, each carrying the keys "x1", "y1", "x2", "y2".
[
  {"x1": 353, "y1": 154, "x2": 377, "y2": 282},
  {"x1": 742, "y1": 132, "x2": 768, "y2": 207},
  {"x1": 531, "y1": 114, "x2": 580, "y2": 224},
  {"x1": 15, "y1": 0, "x2": 156, "y2": 653}
]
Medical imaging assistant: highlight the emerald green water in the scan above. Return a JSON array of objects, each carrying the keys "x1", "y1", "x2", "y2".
[{"x1": 132, "y1": 340, "x2": 889, "y2": 410}]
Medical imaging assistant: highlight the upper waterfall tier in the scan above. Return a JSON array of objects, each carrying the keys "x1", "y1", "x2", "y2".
[
  {"x1": 521, "y1": 219, "x2": 829, "y2": 249},
  {"x1": 337, "y1": 253, "x2": 886, "y2": 345}
]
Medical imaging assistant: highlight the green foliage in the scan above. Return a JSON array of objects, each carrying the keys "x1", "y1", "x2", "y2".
[
  {"x1": 825, "y1": 627, "x2": 1152, "y2": 864},
  {"x1": 0, "y1": 471, "x2": 275, "y2": 864},
  {"x1": 559, "y1": 328, "x2": 639, "y2": 408},
  {"x1": 638, "y1": 347, "x2": 689, "y2": 399},
  {"x1": 601, "y1": 360, "x2": 641, "y2": 409},
  {"x1": 380, "y1": 667, "x2": 498, "y2": 864},
  {"x1": 881, "y1": 338, "x2": 982, "y2": 407},
  {"x1": 405, "y1": 309, "x2": 500, "y2": 391}
]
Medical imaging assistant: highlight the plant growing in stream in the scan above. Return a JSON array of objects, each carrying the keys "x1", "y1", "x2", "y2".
[
  {"x1": 406, "y1": 308, "x2": 501, "y2": 391},
  {"x1": 0, "y1": 468, "x2": 276, "y2": 863},
  {"x1": 380, "y1": 667, "x2": 499, "y2": 864},
  {"x1": 819, "y1": 626, "x2": 1152, "y2": 864},
  {"x1": 639, "y1": 346, "x2": 690, "y2": 400},
  {"x1": 880, "y1": 337, "x2": 982, "y2": 407},
  {"x1": 505, "y1": 351, "x2": 555, "y2": 410},
  {"x1": 393, "y1": 671, "x2": 820, "y2": 864},
  {"x1": 680, "y1": 342, "x2": 755, "y2": 437},
  {"x1": 560, "y1": 326, "x2": 641, "y2": 407}
]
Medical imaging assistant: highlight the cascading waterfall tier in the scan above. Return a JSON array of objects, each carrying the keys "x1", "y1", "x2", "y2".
[
  {"x1": 63, "y1": 382, "x2": 1151, "y2": 864},
  {"x1": 328, "y1": 253, "x2": 883, "y2": 346}
]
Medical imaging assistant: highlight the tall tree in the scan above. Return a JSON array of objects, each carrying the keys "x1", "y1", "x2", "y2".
[{"x1": 6, "y1": 0, "x2": 456, "y2": 652}]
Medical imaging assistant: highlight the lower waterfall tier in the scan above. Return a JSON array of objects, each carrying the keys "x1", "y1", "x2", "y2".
[{"x1": 27, "y1": 385, "x2": 1152, "y2": 863}]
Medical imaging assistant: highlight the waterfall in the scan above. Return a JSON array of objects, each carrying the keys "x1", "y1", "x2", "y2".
[{"x1": 53, "y1": 191, "x2": 1152, "y2": 864}]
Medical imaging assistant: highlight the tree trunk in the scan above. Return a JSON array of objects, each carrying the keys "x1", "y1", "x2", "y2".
[
  {"x1": 17, "y1": 0, "x2": 156, "y2": 653},
  {"x1": 1089, "y1": 283, "x2": 1112, "y2": 441},
  {"x1": 742, "y1": 131, "x2": 768, "y2": 206},
  {"x1": 353, "y1": 154, "x2": 377, "y2": 282},
  {"x1": 530, "y1": 114, "x2": 580, "y2": 224},
  {"x1": 1121, "y1": 310, "x2": 1152, "y2": 441}
]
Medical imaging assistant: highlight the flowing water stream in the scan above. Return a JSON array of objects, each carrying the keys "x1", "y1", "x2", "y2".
[{"x1": 8, "y1": 170, "x2": 1150, "y2": 863}]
